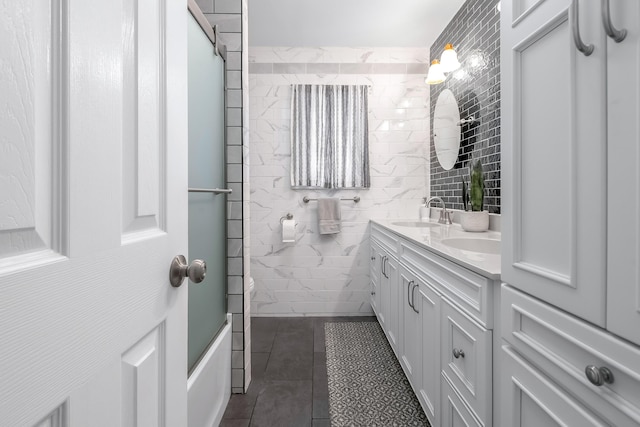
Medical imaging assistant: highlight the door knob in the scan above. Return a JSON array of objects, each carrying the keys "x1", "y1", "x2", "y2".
[
  {"x1": 169, "y1": 255, "x2": 207, "y2": 287},
  {"x1": 453, "y1": 348, "x2": 465, "y2": 359},
  {"x1": 585, "y1": 365, "x2": 614, "y2": 386}
]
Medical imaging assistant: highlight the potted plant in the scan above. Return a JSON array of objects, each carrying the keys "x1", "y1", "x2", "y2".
[{"x1": 460, "y1": 160, "x2": 489, "y2": 232}]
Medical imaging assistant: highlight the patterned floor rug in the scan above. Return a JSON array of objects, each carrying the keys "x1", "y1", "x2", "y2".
[{"x1": 324, "y1": 322, "x2": 429, "y2": 427}]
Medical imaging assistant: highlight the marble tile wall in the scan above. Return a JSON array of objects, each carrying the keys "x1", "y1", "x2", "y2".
[{"x1": 249, "y1": 47, "x2": 431, "y2": 316}]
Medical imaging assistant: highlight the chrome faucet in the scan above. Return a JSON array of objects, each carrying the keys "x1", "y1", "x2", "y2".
[{"x1": 425, "y1": 197, "x2": 453, "y2": 225}]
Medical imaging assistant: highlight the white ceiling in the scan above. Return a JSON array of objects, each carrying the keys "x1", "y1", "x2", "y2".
[{"x1": 248, "y1": 0, "x2": 467, "y2": 48}]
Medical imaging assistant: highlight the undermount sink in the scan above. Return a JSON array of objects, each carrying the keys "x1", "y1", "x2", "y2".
[
  {"x1": 441, "y1": 238, "x2": 501, "y2": 255},
  {"x1": 391, "y1": 221, "x2": 440, "y2": 228}
]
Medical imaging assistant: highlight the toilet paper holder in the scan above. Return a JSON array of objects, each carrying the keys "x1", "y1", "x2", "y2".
[{"x1": 280, "y1": 213, "x2": 294, "y2": 224}]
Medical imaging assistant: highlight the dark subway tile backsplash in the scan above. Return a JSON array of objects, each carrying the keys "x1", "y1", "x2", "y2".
[{"x1": 430, "y1": 0, "x2": 501, "y2": 214}]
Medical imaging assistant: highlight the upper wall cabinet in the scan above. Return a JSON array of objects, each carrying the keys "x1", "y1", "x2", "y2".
[
  {"x1": 502, "y1": 0, "x2": 607, "y2": 327},
  {"x1": 502, "y1": 0, "x2": 640, "y2": 343}
]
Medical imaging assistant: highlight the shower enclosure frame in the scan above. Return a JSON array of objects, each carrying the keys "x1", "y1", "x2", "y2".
[{"x1": 186, "y1": 1, "x2": 232, "y2": 426}]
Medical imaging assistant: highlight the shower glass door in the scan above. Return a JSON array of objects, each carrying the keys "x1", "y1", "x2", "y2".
[{"x1": 187, "y1": 14, "x2": 227, "y2": 373}]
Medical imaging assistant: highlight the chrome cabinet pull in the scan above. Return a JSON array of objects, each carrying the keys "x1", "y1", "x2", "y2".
[
  {"x1": 585, "y1": 365, "x2": 614, "y2": 386},
  {"x1": 407, "y1": 280, "x2": 415, "y2": 309},
  {"x1": 571, "y1": 0, "x2": 595, "y2": 56},
  {"x1": 453, "y1": 348, "x2": 465, "y2": 359},
  {"x1": 411, "y1": 283, "x2": 419, "y2": 313},
  {"x1": 602, "y1": 0, "x2": 626, "y2": 42},
  {"x1": 381, "y1": 256, "x2": 388, "y2": 278}
]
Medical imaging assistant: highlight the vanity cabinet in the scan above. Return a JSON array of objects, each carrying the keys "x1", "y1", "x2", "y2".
[
  {"x1": 370, "y1": 223, "x2": 499, "y2": 427},
  {"x1": 502, "y1": 1, "x2": 640, "y2": 424}
]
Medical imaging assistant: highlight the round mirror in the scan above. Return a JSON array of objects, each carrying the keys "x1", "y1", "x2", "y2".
[{"x1": 433, "y1": 89, "x2": 461, "y2": 170}]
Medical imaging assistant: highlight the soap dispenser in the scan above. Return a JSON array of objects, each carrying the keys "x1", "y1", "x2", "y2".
[{"x1": 419, "y1": 197, "x2": 430, "y2": 221}]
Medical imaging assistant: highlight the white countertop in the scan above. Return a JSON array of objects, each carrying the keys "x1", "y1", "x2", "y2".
[{"x1": 371, "y1": 219, "x2": 502, "y2": 280}]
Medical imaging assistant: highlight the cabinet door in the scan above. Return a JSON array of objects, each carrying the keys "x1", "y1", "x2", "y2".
[
  {"x1": 441, "y1": 373, "x2": 482, "y2": 427},
  {"x1": 501, "y1": 346, "x2": 608, "y2": 426},
  {"x1": 385, "y1": 255, "x2": 400, "y2": 351},
  {"x1": 370, "y1": 243, "x2": 382, "y2": 320},
  {"x1": 399, "y1": 267, "x2": 422, "y2": 386},
  {"x1": 441, "y1": 299, "x2": 492, "y2": 425},
  {"x1": 606, "y1": 0, "x2": 640, "y2": 344},
  {"x1": 418, "y1": 283, "x2": 441, "y2": 427},
  {"x1": 376, "y1": 245, "x2": 390, "y2": 329},
  {"x1": 501, "y1": 0, "x2": 607, "y2": 326}
]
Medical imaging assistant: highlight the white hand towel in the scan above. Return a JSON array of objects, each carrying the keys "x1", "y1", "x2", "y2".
[{"x1": 317, "y1": 198, "x2": 341, "y2": 234}]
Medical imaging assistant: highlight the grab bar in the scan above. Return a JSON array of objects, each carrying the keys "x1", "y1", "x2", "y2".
[{"x1": 189, "y1": 188, "x2": 233, "y2": 194}]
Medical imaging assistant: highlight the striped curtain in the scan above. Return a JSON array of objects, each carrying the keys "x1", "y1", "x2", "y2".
[{"x1": 290, "y1": 84, "x2": 370, "y2": 189}]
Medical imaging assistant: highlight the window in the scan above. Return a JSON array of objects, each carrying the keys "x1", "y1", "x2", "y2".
[{"x1": 290, "y1": 84, "x2": 370, "y2": 189}]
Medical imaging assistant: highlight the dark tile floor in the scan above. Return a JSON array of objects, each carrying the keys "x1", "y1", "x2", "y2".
[{"x1": 220, "y1": 316, "x2": 376, "y2": 427}]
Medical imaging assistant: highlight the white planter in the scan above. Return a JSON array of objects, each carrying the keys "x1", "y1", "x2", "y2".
[{"x1": 460, "y1": 211, "x2": 489, "y2": 232}]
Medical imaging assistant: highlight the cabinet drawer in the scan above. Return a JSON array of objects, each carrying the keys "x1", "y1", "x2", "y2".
[
  {"x1": 502, "y1": 285, "x2": 640, "y2": 426},
  {"x1": 441, "y1": 372, "x2": 482, "y2": 427},
  {"x1": 501, "y1": 345, "x2": 609, "y2": 426},
  {"x1": 371, "y1": 223, "x2": 400, "y2": 254},
  {"x1": 441, "y1": 298, "x2": 492, "y2": 425},
  {"x1": 401, "y1": 239, "x2": 494, "y2": 328}
]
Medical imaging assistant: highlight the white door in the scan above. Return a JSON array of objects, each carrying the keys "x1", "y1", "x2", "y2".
[
  {"x1": 501, "y1": 0, "x2": 607, "y2": 326},
  {"x1": 0, "y1": 0, "x2": 188, "y2": 425}
]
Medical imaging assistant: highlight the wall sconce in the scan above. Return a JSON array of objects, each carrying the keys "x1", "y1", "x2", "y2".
[
  {"x1": 426, "y1": 43, "x2": 461, "y2": 85},
  {"x1": 440, "y1": 43, "x2": 461, "y2": 72},
  {"x1": 425, "y1": 59, "x2": 446, "y2": 85}
]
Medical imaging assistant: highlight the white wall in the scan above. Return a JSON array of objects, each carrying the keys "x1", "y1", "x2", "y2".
[
  {"x1": 247, "y1": 0, "x2": 466, "y2": 47},
  {"x1": 249, "y1": 47, "x2": 431, "y2": 316}
]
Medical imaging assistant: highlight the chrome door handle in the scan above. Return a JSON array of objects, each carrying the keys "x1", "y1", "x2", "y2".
[
  {"x1": 188, "y1": 187, "x2": 233, "y2": 194},
  {"x1": 411, "y1": 283, "x2": 419, "y2": 314},
  {"x1": 571, "y1": 0, "x2": 594, "y2": 56},
  {"x1": 585, "y1": 365, "x2": 614, "y2": 386},
  {"x1": 169, "y1": 255, "x2": 207, "y2": 287},
  {"x1": 601, "y1": 0, "x2": 626, "y2": 42}
]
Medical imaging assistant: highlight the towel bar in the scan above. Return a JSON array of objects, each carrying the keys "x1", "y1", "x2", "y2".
[
  {"x1": 303, "y1": 196, "x2": 360, "y2": 203},
  {"x1": 189, "y1": 187, "x2": 233, "y2": 194}
]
